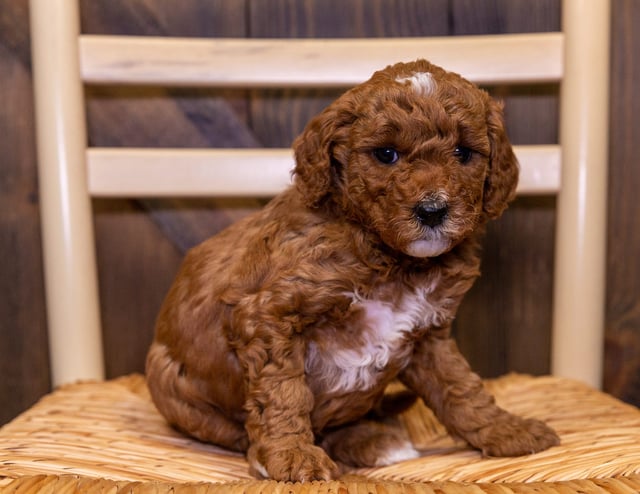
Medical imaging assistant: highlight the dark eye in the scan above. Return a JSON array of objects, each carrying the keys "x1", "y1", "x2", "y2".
[
  {"x1": 373, "y1": 147, "x2": 400, "y2": 165},
  {"x1": 453, "y1": 145, "x2": 473, "y2": 164}
]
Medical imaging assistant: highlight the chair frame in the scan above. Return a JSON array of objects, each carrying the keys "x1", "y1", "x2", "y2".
[{"x1": 29, "y1": 0, "x2": 610, "y2": 389}]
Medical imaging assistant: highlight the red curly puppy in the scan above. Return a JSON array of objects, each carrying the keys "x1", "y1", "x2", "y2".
[{"x1": 146, "y1": 59, "x2": 559, "y2": 481}]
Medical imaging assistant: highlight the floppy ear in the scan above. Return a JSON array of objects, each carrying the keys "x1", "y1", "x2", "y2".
[
  {"x1": 482, "y1": 98, "x2": 520, "y2": 219},
  {"x1": 292, "y1": 104, "x2": 354, "y2": 208}
]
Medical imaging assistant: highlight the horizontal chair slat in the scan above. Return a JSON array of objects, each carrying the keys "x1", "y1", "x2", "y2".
[
  {"x1": 87, "y1": 145, "x2": 560, "y2": 197},
  {"x1": 79, "y1": 33, "x2": 563, "y2": 87}
]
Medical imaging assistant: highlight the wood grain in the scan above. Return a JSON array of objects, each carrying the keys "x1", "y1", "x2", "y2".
[
  {"x1": 604, "y1": 0, "x2": 640, "y2": 406},
  {"x1": 0, "y1": 0, "x2": 51, "y2": 425},
  {"x1": 451, "y1": 0, "x2": 560, "y2": 35},
  {"x1": 80, "y1": 0, "x2": 245, "y2": 37},
  {"x1": 247, "y1": 0, "x2": 449, "y2": 38}
]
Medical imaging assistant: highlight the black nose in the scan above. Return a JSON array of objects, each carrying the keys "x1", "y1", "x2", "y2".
[{"x1": 414, "y1": 199, "x2": 448, "y2": 227}]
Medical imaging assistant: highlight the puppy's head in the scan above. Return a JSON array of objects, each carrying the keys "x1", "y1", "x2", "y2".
[{"x1": 293, "y1": 59, "x2": 518, "y2": 258}]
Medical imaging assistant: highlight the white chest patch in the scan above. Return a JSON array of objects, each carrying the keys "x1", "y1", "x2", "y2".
[{"x1": 306, "y1": 286, "x2": 449, "y2": 393}]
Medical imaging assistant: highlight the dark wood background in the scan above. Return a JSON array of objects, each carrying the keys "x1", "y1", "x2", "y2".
[{"x1": 1, "y1": 0, "x2": 639, "y2": 425}]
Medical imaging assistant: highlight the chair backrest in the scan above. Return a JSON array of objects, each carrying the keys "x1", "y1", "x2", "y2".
[{"x1": 29, "y1": 0, "x2": 610, "y2": 389}]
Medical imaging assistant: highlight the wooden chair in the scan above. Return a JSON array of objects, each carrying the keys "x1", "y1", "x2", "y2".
[{"x1": 3, "y1": 0, "x2": 639, "y2": 492}]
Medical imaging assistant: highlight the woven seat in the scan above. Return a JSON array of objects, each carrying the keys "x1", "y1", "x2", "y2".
[{"x1": 2, "y1": 374, "x2": 640, "y2": 493}]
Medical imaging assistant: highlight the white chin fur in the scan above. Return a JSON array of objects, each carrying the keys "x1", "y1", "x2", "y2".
[{"x1": 406, "y1": 238, "x2": 451, "y2": 258}]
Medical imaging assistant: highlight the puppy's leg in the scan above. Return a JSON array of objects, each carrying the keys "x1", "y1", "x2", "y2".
[
  {"x1": 400, "y1": 335, "x2": 559, "y2": 457},
  {"x1": 146, "y1": 342, "x2": 248, "y2": 450},
  {"x1": 237, "y1": 330, "x2": 338, "y2": 481},
  {"x1": 320, "y1": 419, "x2": 419, "y2": 468}
]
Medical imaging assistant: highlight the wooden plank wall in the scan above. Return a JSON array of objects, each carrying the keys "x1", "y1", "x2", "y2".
[
  {"x1": 605, "y1": 0, "x2": 640, "y2": 403},
  {"x1": 1, "y1": 0, "x2": 638, "y2": 425}
]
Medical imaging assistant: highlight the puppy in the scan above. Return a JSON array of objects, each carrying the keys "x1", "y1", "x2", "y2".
[{"x1": 146, "y1": 59, "x2": 559, "y2": 482}]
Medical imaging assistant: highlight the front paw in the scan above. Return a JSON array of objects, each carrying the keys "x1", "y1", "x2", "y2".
[
  {"x1": 471, "y1": 414, "x2": 560, "y2": 457},
  {"x1": 248, "y1": 441, "x2": 339, "y2": 481}
]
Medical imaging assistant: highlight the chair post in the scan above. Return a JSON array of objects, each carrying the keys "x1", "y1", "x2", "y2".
[
  {"x1": 552, "y1": 0, "x2": 610, "y2": 388},
  {"x1": 30, "y1": 0, "x2": 105, "y2": 385}
]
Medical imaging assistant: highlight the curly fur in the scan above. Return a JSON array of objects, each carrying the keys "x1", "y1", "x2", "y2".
[{"x1": 146, "y1": 59, "x2": 559, "y2": 482}]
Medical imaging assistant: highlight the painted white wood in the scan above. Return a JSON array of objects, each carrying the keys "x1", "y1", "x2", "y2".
[
  {"x1": 30, "y1": 0, "x2": 105, "y2": 385},
  {"x1": 87, "y1": 145, "x2": 560, "y2": 197},
  {"x1": 551, "y1": 0, "x2": 610, "y2": 388},
  {"x1": 79, "y1": 33, "x2": 563, "y2": 87},
  {"x1": 87, "y1": 148, "x2": 294, "y2": 197}
]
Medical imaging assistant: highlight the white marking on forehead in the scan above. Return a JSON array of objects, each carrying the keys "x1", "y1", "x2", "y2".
[{"x1": 395, "y1": 71, "x2": 436, "y2": 96}]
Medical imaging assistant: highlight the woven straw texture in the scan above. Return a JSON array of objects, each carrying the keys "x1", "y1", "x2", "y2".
[{"x1": 1, "y1": 374, "x2": 639, "y2": 493}]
